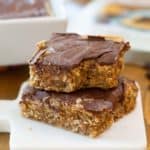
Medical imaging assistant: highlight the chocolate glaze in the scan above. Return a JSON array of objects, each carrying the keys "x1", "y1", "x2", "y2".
[
  {"x1": 30, "y1": 33, "x2": 130, "y2": 68},
  {"x1": 21, "y1": 78, "x2": 133, "y2": 112},
  {"x1": 0, "y1": 0, "x2": 49, "y2": 19}
]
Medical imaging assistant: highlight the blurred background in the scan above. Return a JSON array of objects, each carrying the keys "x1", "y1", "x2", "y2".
[{"x1": 0, "y1": 0, "x2": 149, "y2": 149}]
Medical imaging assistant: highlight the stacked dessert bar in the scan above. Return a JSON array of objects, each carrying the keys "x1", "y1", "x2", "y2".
[{"x1": 20, "y1": 33, "x2": 138, "y2": 137}]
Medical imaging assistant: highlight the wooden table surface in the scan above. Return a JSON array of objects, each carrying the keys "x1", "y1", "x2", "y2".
[{"x1": 0, "y1": 64, "x2": 149, "y2": 150}]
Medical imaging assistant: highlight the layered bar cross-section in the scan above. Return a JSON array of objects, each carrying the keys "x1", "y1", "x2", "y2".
[
  {"x1": 20, "y1": 78, "x2": 137, "y2": 137},
  {"x1": 29, "y1": 33, "x2": 130, "y2": 92}
]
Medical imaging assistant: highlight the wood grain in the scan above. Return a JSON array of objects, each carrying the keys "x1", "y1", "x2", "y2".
[
  {"x1": 145, "y1": 91, "x2": 150, "y2": 149},
  {"x1": 145, "y1": 90, "x2": 150, "y2": 126},
  {"x1": 0, "y1": 64, "x2": 149, "y2": 150},
  {"x1": 0, "y1": 134, "x2": 9, "y2": 150}
]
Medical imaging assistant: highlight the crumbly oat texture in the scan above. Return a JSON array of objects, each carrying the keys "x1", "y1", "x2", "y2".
[
  {"x1": 29, "y1": 33, "x2": 130, "y2": 92},
  {"x1": 20, "y1": 78, "x2": 137, "y2": 137}
]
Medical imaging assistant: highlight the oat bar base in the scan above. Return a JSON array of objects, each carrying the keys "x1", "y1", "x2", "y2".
[{"x1": 20, "y1": 79, "x2": 137, "y2": 137}]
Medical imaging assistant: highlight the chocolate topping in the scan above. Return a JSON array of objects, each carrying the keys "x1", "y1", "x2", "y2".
[
  {"x1": 30, "y1": 33, "x2": 130, "y2": 68},
  {"x1": 21, "y1": 78, "x2": 130, "y2": 112},
  {"x1": 0, "y1": 0, "x2": 49, "y2": 19}
]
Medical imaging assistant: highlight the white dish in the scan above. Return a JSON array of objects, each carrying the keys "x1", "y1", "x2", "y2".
[
  {"x1": 0, "y1": 0, "x2": 67, "y2": 66},
  {"x1": 0, "y1": 82, "x2": 147, "y2": 150}
]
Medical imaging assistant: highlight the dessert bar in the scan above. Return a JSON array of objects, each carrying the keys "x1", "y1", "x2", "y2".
[
  {"x1": 20, "y1": 78, "x2": 137, "y2": 137},
  {"x1": 29, "y1": 33, "x2": 130, "y2": 92}
]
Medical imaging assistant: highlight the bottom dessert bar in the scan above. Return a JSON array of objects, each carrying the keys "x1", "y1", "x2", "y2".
[{"x1": 20, "y1": 78, "x2": 138, "y2": 137}]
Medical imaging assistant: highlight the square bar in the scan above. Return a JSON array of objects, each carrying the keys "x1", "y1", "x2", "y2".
[
  {"x1": 20, "y1": 78, "x2": 137, "y2": 137},
  {"x1": 29, "y1": 33, "x2": 130, "y2": 92}
]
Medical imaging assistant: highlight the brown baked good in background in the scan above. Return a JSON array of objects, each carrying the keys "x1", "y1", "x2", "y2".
[{"x1": 0, "y1": 0, "x2": 50, "y2": 19}]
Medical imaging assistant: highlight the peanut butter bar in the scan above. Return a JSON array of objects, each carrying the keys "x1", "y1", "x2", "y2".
[
  {"x1": 29, "y1": 33, "x2": 130, "y2": 92},
  {"x1": 20, "y1": 78, "x2": 137, "y2": 137}
]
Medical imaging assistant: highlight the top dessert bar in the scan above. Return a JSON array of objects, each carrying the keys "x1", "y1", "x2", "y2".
[
  {"x1": 29, "y1": 33, "x2": 130, "y2": 92},
  {"x1": 0, "y1": 0, "x2": 50, "y2": 19}
]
